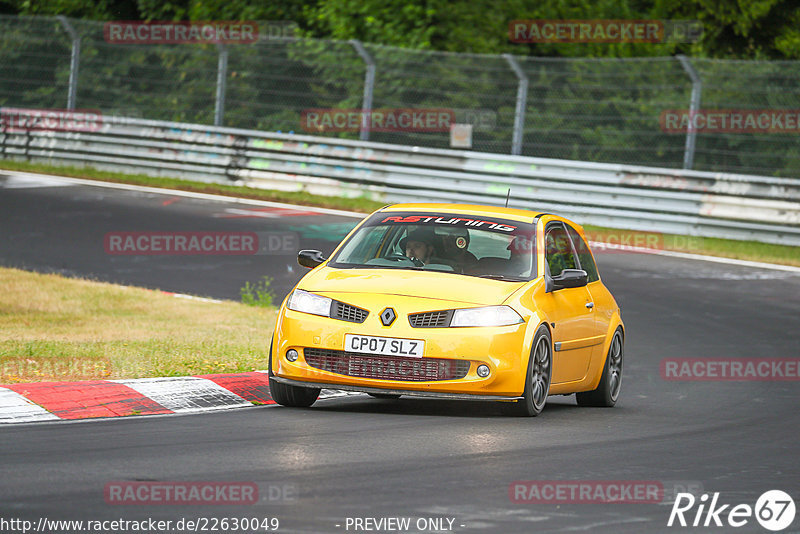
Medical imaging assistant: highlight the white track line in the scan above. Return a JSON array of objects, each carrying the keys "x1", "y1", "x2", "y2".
[
  {"x1": 161, "y1": 291, "x2": 225, "y2": 303},
  {"x1": 1, "y1": 171, "x2": 365, "y2": 218},
  {"x1": 625, "y1": 247, "x2": 800, "y2": 273},
  {"x1": 589, "y1": 241, "x2": 800, "y2": 273}
]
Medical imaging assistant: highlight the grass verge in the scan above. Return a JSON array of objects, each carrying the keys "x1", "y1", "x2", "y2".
[
  {"x1": 1, "y1": 159, "x2": 797, "y2": 267},
  {"x1": 0, "y1": 267, "x2": 276, "y2": 384}
]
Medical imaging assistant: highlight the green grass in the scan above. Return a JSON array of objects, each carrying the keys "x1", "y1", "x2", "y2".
[
  {"x1": 1, "y1": 158, "x2": 797, "y2": 267},
  {"x1": 0, "y1": 267, "x2": 277, "y2": 383},
  {"x1": 240, "y1": 276, "x2": 276, "y2": 307}
]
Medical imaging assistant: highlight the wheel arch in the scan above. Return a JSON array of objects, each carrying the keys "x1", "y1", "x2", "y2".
[
  {"x1": 515, "y1": 319, "x2": 553, "y2": 395},
  {"x1": 584, "y1": 313, "x2": 624, "y2": 391}
]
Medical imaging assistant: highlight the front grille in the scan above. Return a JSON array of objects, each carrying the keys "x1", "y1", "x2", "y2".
[
  {"x1": 331, "y1": 301, "x2": 368, "y2": 323},
  {"x1": 304, "y1": 348, "x2": 470, "y2": 381},
  {"x1": 408, "y1": 310, "x2": 453, "y2": 328}
]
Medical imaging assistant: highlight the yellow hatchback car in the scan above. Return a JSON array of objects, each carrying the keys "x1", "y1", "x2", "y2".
[{"x1": 269, "y1": 203, "x2": 624, "y2": 416}]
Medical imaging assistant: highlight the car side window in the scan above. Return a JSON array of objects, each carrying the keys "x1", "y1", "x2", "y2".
[
  {"x1": 565, "y1": 225, "x2": 600, "y2": 283},
  {"x1": 544, "y1": 223, "x2": 578, "y2": 277}
]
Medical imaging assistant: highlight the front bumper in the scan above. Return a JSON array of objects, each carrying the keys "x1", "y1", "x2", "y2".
[
  {"x1": 273, "y1": 294, "x2": 533, "y2": 397},
  {"x1": 273, "y1": 377, "x2": 524, "y2": 401}
]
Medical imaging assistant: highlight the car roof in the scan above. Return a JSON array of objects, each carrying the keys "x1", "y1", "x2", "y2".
[
  {"x1": 379, "y1": 203, "x2": 544, "y2": 224},
  {"x1": 378, "y1": 203, "x2": 583, "y2": 231}
]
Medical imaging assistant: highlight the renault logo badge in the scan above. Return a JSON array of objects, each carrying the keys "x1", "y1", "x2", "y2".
[{"x1": 380, "y1": 308, "x2": 396, "y2": 326}]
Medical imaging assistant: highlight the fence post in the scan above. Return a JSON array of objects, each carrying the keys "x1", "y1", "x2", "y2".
[
  {"x1": 677, "y1": 55, "x2": 702, "y2": 170},
  {"x1": 214, "y1": 44, "x2": 229, "y2": 127},
  {"x1": 57, "y1": 16, "x2": 80, "y2": 110},
  {"x1": 503, "y1": 54, "x2": 528, "y2": 156},
  {"x1": 350, "y1": 40, "x2": 376, "y2": 142}
]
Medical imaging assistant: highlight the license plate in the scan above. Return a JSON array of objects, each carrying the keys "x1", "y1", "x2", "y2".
[{"x1": 344, "y1": 334, "x2": 424, "y2": 358}]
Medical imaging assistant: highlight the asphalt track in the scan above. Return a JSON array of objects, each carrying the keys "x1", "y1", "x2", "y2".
[{"x1": 1, "y1": 172, "x2": 799, "y2": 533}]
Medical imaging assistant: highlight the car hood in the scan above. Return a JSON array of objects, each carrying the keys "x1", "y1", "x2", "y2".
[{"x1": 298, "y1": 266, "x2": 527, "y2": 305}]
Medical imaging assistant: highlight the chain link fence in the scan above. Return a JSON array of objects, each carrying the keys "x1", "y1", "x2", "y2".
[{"x1": 2, "y1": 15, "x2": 799, "y2": 178}]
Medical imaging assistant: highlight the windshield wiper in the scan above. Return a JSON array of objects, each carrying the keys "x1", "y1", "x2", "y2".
[{"x1": 471, "y1": 273, "x2": 527, "y2": 281}]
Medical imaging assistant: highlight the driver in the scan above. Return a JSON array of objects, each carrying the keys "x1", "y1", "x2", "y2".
[{"x1": 399, "y1": 228, "x2": 437, "y2": 265}]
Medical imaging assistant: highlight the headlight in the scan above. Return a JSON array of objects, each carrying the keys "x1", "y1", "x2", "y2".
[
  {"x1": 450, "y1": 305, "x2": 524, "y2": 327},
  {"x1": 287, "y1": 289, "x2": 332, "y2": 317}
]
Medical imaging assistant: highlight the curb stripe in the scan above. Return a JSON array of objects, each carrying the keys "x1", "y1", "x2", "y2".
[
  {"x1": 113, "y1": 377, "x2": 253, "y2": 413},
  {"x1": 0, "y1": 373, "x2": 366, "y2": 424},
  {"x1": 198, "y1": 372, "x2": 275, "y2": 404},
  {"x1": 0, "y1": 387, "x2": 60, "y2": 423},
  {"x1": 4, "y1": 381, "x2": 172, "y2": 420}
]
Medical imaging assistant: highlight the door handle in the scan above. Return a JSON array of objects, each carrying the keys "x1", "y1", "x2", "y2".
[{"x1": 585, "y1": 302, "x2": 594, "y2": 309}]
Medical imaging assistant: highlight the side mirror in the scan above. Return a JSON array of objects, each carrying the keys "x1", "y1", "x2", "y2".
[
  {"x1": 548, "y1": 269, "x2": 588, "y2": 291},
  {"x1": 297, "y1": 249, "x2": 326, "y2": 269}
]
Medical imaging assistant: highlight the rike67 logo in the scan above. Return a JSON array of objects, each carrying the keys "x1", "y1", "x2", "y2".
[{"x1": 668, "y1": 490, "x2": 795, "y2": 531}]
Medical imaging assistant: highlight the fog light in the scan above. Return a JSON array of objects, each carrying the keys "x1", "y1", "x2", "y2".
[
  {"x1": 477, "y1": 364, "x2": 490, "y2": 378},
  {"x1": 286, "y1": 349, "x2": 299, "y2": 362}
]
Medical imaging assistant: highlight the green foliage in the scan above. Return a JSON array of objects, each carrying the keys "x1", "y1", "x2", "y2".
[
  {"x1": 5, "y1": 0, "x2": 799, "y2": 59},
  {"x1": 664, "y1": 0, "x2": 800, "y2": 59},
  {"x1": 240, "y1": 277, "x2": 275, "y2": 308},
  {"x1": 2, "y1": 1, "x2": 799, "y2": 176}
]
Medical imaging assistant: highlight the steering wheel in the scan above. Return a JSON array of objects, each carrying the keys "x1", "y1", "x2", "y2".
[{"x1": 384, "y1": 253, "x2": 424, "y2": 267}]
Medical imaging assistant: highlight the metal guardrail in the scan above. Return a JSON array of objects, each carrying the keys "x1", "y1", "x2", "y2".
[{"x1": 2, "y1": 114, "x2": 799, "y2": 246}]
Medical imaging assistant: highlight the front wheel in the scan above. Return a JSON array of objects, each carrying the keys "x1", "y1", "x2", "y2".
[
  {"x1": 576, "y1": 328, "x2": 623, "y2": 407},
  {"x1": 267, "y1": 338, "x2": 320, "y2": 408},
  {"x1": 506, "y1": 324, "x2": 552, "y2": 417}
]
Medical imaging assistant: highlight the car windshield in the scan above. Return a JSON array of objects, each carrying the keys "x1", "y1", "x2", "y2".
[{"x1": 329, "y1": 212, "x2": 537, "y2": 280}]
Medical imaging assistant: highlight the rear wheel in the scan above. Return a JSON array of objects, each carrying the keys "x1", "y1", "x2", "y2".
[
  {"x1": 267, "y1": 338, "x2": 320, "y2": 408},
  {"x1": 576, "y1": 328, "x2": 623, "y2": 407},
  {"x1": 506, "y1": 324, "x2": 551, "y2": 417}
]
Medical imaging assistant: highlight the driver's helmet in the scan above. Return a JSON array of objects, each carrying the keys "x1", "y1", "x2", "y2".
[
  {"x1": 437, "y1": 226, "x2": 470, "y2": 255},
  {"x1": 398, "y1": 227, "x2": 436, "y2": 252}
]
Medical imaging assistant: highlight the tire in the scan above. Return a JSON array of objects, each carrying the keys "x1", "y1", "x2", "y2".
[
  {"x1": 576, "y1": 328, "x2": 623, "y2": 407},
  {"x1": 367, "y1": 393, "x2": 402, "y2": 399},
  {"x1": 267, "y1": 337, "x2": 320, "y2": 408},
  {"x1": 506, "y1": 324, "x2": 552, "y2": 417}
]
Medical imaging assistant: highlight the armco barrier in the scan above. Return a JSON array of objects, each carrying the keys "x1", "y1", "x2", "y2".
[{"x1": 1, "y1": 113, "x2": 799, "y2": 246}]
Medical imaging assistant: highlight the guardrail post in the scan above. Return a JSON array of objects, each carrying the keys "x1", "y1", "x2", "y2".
[
  {"x1": 24, "y1": 126, "x2": 31, "y2": 161},
  {"x1": 214, "y1": 44, "x2": 229, "y2": 126},
  {"x1": 503, "y1": 54, "x2": 528, "y2": 156},
  {"x1": 677, "y1": 55, "x2": 702, "y2": 170},
  {"x1": 1, "y1": 117, "x2": 6, "y2": 160},
  {"x1": 350, "y1": 40, "x2": 376, "y2": 142},
  {"x1": 57, "y1": 16, "x2": 80, "y2": 110}
]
